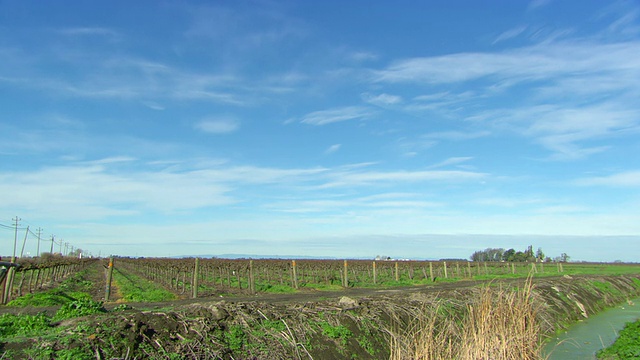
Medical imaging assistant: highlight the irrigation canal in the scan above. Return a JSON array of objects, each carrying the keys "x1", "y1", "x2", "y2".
[{"x1": 543, "y1": 296, "x2": 640, "y2": 359}]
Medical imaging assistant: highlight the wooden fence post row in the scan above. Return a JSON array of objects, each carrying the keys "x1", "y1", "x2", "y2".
[
  {"x1": 0, "y1": 258, "x2": 95, "y2": 305},
  {"x1": 110, "y1": 258, "x2": 562, "y2": 299}
]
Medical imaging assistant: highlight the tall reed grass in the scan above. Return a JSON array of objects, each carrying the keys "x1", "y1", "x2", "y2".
[{"x1": 389, "y1": 277, "x2": 542, "y2": 360}]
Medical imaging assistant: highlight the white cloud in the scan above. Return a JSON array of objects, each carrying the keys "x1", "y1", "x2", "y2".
[
  {"x1": 362, "y1": 93, "x2": 403, "y2": 106},
  {"x1": 348, "y1": 51, "x2": 378, "y2": 62},
  {"x1": 141, "y1": 101, "x2": 165, "y2": 111},
  {"x1": 300, "y1": 106, "x2": 374, "y2": 126},
  {"x1": 321, "y1": 169, "x2": 487, "y2": 188},
  {"x1": 374, "y1": 41, "x2": 640, "y2": 85},
  {"x1": 528, "y1": 0, "x2": 551, "y2": 11},
  {"x1": 428, "y1": 157, "x2": 474, "y2": 169},
  {"x1": 408, "y1": 39, "x2": 640, "y2": 160},
  {"x1": 488, "y1": 103, "x2": 640, "y2": 160},
  {"x1": 324, "y1": 144, "x2": 341, "y2": 154},
  {"x1": 195, "y1": 118, "x2": 240, "y2": 134},
  {"x1": 423, "y1": 131, "x2": 490, "y2": 141},
  {"x1": 57, "y1": 27, "x2": 120, "y2": 39},
  {"x1": 576, "y1": 171, "x2": 640, "y2": 187},
  {"x1": 493, "y1": 26, "x2": 527, "y2": 44}
]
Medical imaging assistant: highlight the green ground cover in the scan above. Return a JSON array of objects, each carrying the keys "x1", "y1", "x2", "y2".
[
  {"x1": 111, "y1": 267, "x2": 176, "y2": 302},
  {"x1": 597, "y1": 319, "x2": 640, "y2": 359}
]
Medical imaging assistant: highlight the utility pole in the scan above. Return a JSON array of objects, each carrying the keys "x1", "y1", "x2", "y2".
[
  {"x1": 4, "y1": 216, "x2": 20, "y2": 304},
  {"x1": 12, "y1": 216, "x2": 20, "y2": 261},
  {"x1": 19, "y1": 226, "x2": 29, "y2": 258},
  {"x1": 50, "y1": 235, "x2": 55, "y2": 254},
  {"x1": 36, "y1": 228, "x2": 42, "y2": 257},
  {"x1": 59, "y1": 239, "x2": 63, "y2": 254}
]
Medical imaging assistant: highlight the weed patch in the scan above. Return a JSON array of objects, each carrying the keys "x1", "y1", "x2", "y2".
[
  {"x1": 111, "y1": 268, "x2": 176, "y2": 302},
  {"x1": 597, "y1": 319, "x2": 640, "y2": 359},
  {"x1": 7, "y1": 289, "x2": 91, "y2": 307},
  {"x1": 54, "y1": 299, "x2": 106, "y2": 321},
  {"x1": 318, "y1": 321, "x2": 352, "y2": 346},
  {"x1": 257, "y1": 284, "x2": 297, "y2": 293},
  {"x1": 0, "y1": 313, "x2": 50, "y2": 338}
]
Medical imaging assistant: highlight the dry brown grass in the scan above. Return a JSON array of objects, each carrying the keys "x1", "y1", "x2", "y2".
[{"x1": 389, "y1": 277, "x2": 542, "y2": 360}]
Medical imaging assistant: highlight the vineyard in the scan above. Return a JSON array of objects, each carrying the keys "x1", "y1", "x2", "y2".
[
  {"x1": 1, "y1": 256, "x2": 95, "y2": 304},
  {"x1": 115, "y1": 257, "x2": 579, "y2": 299},
  {"x1": 3, "y1": 256, "x2": 639, "y2": 304},
  {"x1": 2, "y1": 256, "x2": 640, "y2": 359}
]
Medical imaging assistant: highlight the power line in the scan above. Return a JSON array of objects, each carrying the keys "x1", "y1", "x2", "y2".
[{"x1": 2, "y1": 216, "x2": 80, "y2": 258}]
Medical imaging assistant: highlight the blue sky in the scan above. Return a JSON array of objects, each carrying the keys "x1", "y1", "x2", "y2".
[{"x1": 1, "y1": 0, "x2": 640, "y2": 261}]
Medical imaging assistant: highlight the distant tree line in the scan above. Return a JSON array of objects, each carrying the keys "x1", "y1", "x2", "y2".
[{"x1": 470, "y1": 245, "x2": 570, "y2": 263}]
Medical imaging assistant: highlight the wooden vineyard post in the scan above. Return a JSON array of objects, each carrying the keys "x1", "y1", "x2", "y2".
[
  {"x1": 511, "y1": 263, "x2": 516, "y2": 275},
  {"x1": 192, "y1": 257, "x2": 200, "y2": 299},
  {"x1": 443, "y1": 261, "x2": 448, "y2": 279},
  {"x1": 467, "y1": 262, "x2": 471, "y2": 278},
  {"x1": 429, "y1": 262, "x2": 434, "y2": 282},
  {"x1": 343, "y1": 260, "x2": 348, "y2": 287},
  {"x1": 291, "y1": 260, "x2": 298, "y2": 289},
  {"x1": 372, "y1": 261, "x2": 377, "y2": 285},
  {"x1": 484, "y1": 262, "x2": 488, "y2": 275},
  {"x1": 249, "y1": 260, "x2": 255, "y2": 293},
  {"x1": 105, "y1": 257, "x2": 114, "y2": 302},
  {"x1": 394, "y1": 261, "x2": 399, "y2": 282}
]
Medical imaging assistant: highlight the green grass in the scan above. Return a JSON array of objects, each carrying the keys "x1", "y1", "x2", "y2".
[
  {"x1": 112, "y1": 267, "x2": 177, "y2": 302},
  {"x1": 0, "y1": 313, "x2": 50, "y2": 338},
  {"x1": 7, "y1": 289, "x2": 92, "y2": 307},
  {"x1": 224, "y1": 325, "x2": 246, "y2": 351},
  {"x1": 318, "y1": 321, "x2": 352, "y2": 346},
  {"x1": 597, "y1": 319, "x2": 640, "y2": 359},
  {"x1": 53, "y1": 299, "x2": 106, "y2": 321},
  {"x1": 7, "y1": 266, "x2": 96, "y2": 307},
  {"x1": 0, "y1": 298, "x2": 105, "y2": 341},
  {"x1": 256, "y1": 283, "x2": 297, "y2": 293},
  {"x1": 590, "y1": 280, "x2": 623, "y2": 297}
]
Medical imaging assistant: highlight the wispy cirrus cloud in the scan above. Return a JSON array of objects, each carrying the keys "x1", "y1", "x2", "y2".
[
  {"x1": 373, "y1": 41, "x2": 640, "y2": 85},
  {"x1": 493, "y1": 26, "x2": 527, "y2": 44},
  {"x1": 478, "y1": 102, "x2": 640, "y2": 160},
  {"x1": 195, "y1": 118, "x2": 240, "y2": 134},
  {"x1": 57, "y1": 27, "x2": 121, "y2": 39},
  {"x1": 321, "y1": 168, "x2": 487, "y2": 188},
  {"x1": 300, "y1": 106, "x2": 374, "y2": 125},
  {"x1": 362, "y1": 93, "x2": 403, "y2": 107},
  {"x1": 324, "y1": 144, "x2": 341, "y2": 154},
  {"x1": 0, "y1": 156, "x2": 487, "y2": 222},
  {"x1": 575, "y1": 171, "x2": 640, "y2": 187},
  {"x1": 427, "y1": 157, "x2": 474, "y2": 169},
  {"x1": 423, "y1": 131, "x2": 491, "y2": 141},
  {"x1": 371, "y1": 37, "x2": 640, "y2": 160}
]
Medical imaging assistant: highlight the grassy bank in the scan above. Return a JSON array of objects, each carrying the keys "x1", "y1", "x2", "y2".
[{"x1": 597, "y1": 318, "x2": 640, "y2": 359}]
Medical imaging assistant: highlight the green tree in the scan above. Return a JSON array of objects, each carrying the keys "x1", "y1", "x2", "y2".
[
  {"x1": 470, "y1": 248, "x2": 505, "y2": 262},
  {"x1": 502, "y1": 248, "x2": 516, "y2": 262}
]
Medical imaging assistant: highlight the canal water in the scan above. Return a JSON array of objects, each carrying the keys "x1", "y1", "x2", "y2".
[{"x1": 543, "y1": 297, "x2": 640, "y2": 359}]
